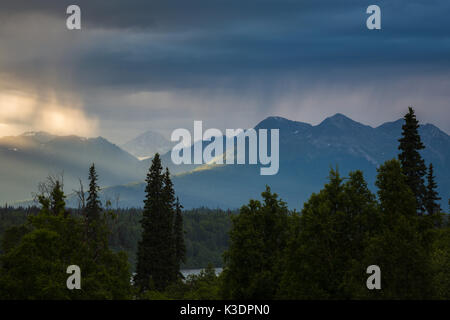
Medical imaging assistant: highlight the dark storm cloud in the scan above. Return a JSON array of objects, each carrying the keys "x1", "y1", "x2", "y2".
[
  {"x1": 0, "y1": 0, "x2": 358, "y2": 30},
  {"x1": 1, "y1": 0, "x2": 450, "y2": 90},
  {"x1": 1, "y1": 0, "x2": 450, "y2": 141}
]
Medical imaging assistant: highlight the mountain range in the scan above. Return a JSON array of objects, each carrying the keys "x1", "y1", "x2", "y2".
[
  {"x1": 4, "y1": 114, "x2": 450, "y2": 210},
  {"x1": 0, "y1": 132, "x2": 145, "y2": 203},
  {"x1": 96, "y1": 114, "x2": 450, "y2": 209}
]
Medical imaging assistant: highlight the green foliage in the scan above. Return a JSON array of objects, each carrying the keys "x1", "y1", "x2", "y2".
[
  {"x1": 221, "y1": 186, "x2": 292, "y2": 299},
  {"x1": 174, "y1": 198, "x2": 186, "y2": 273},
  {"x1": 430, "y1": 227, "x2": 450, "y2": 299},
  {"x1": 182, "y1": 208, "x2": 232, "y2": 269},
  {"x1": 359, "y1": 159, "x2": 431, "y2": 299},
  {"x1": 37, "y1": 180, "x2": 66, "y2": 217},
  {"x1": 425, "y1": 163, "x2": 441, "y2": 217},
  {"x1": 1, "y1": 224, "x2": 30, "y2": 254},
  {"x1": 0, "y1": 175, "x2": 132, "y2": 300},
  {"x1": 0, "y1": 206, "x2": 233, "y2": 271},
  {"x1": 279, "y1": 169, "x2": 379, "y2": 299},
  {"x1": 0, "y1": 227, "x2": 78, "y2": 299}
]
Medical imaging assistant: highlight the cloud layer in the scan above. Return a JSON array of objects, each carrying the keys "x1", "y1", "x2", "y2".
[{"x1": 0, "y1": 1, "x2": 449, "y2": 142}]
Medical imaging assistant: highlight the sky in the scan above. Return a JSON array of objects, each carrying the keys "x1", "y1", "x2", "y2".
[{"x1": 0, "y1": 0, "x2": 449, "y2": 144}]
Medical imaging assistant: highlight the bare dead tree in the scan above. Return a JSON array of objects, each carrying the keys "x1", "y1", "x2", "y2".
[
  {"x1": 74, "y1": 178, "x2": 86, "y2": 212},
  {"x1": 114, "y1": 193, "x2": 120, "y2": 210},
  {"x1": 32, "y1": 171, "x2": 65, "y2": 204}
]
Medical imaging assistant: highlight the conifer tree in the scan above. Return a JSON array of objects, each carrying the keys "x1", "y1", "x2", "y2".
[
  {"x1": 398, "y1": 107, "x2": 427, "y2": 214},
  {"x1": 162, "y1": 169, "x2": 176, "y2": 217},
  {"x1": 279, "y1": 169, "x2": 379, "y2": 299},
  {"x1": 36, "y1": 179, "x2": 66, "y2": 217},
  {"x1": 174, "y1": 197, "x2": 186, "y2": 276},
  {"x1": 425, "y1": 163, "x2": 441, "y2": 216},
  {"x1": 135, "y1": 154, "x2": 177, "y2": 291},
  {"x1": 341, "y1": 171, "x2": 380, "y2": 268},
  {"x1": 85, "y1": 164, "x2": 102, "y2": 243},
  {"x1": 86, "y1": 164, "x2": 101, "y2": 220},
  {"x1": 162, "y1": 168, "x2": 177, "y2": 282},
  {"x1": 49, "y1": 181, "x2": 66, "y2": 216},
  {"x1": 364, "y1": 159, "x2": 431, "y2": 299}
]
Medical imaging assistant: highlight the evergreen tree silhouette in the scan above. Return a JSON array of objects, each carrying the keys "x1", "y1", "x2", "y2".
[
  {"x1": 135, "y1": 154, "x2": 178, "y2": 291},
  {"x1": 85, "y1": 164, "x2": 102, "y2": 239},
  {"x1": 398, "y1": 107, "x2": 427, "y2": 214},
  {"x1": 174, "y1": 197, "x2": 186, "y2": 277},
  {"x1": 425, "y1": 163, "x2": 441, "y2": 216}
]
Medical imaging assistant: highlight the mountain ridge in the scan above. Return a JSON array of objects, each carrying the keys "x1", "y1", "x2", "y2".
[
  {"x1": 8, "y1": 113, "x2": 450, "y2": 210},
  {"x1": 78, "y1": 114, "x2": 450, "y2": 210}
]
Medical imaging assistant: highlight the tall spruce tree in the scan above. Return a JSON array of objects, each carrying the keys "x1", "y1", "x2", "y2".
[
  {"x1": 85, "y1": 164, "x2": 102, "y2": 243},
  {"x1": 425, "y1": 163, "x2": 441, "y2": 216},
  {"x1": 398, "y1": 107, "x2": 427, "y2": 214},
  {"x1": 162, "y1": 168, "x2": 175, "y2": 217},
  {"x1": 174, "y1": 197, "x2": 186, "y2": 276},
  {"x1": 162, "y1": 168, "x2": 177, "y2": 282},
  {"x1": 135, "y1": 154, "x2": 177, "y2": 291}
]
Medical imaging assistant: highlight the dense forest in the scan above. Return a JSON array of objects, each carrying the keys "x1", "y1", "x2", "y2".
[
  {"x1": 0, "y1": 107, "x2": 449, "y2": 299},
  {"x1": 0, "y1": 206, "x2": 233, "y2": 270}
]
